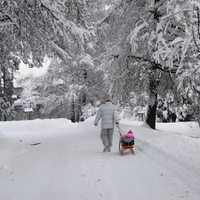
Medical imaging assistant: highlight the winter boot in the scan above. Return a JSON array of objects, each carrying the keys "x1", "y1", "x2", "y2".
[{"x1": 103, "y1": 145, "x2": 108, "y2": 152}]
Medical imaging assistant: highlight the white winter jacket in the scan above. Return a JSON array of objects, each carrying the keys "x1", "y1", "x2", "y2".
[{"x1": 94, "y1": 101, "x2": 119, "y2": 129}]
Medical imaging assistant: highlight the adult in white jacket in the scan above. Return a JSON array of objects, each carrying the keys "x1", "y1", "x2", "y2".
[{"x1": 94, "y1": 96, "x2": 119, "y2": 152}]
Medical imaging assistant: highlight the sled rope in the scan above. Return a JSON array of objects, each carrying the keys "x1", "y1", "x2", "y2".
[{"x1": 116, "y1": 124, "x2": 124, "y2": 137}]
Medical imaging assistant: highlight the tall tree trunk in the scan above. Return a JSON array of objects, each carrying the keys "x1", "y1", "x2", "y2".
[
  {"x1": 146, "y1": 70, "x2": 158, "y2": 129},
  {"x1": 146, "y1": 93, "x2": 157, "y2": 129},
  {"x1": 70, "y1": 97, "x2": 76, "y2": 123},
  {"x1": 146, "y1": 0, "x2": 161, "y2": 129}
]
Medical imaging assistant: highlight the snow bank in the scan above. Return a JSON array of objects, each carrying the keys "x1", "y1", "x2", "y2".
[
  {"x1": 120, "y1": 119, "x2": 200, "y2": 138},
  {"x1": 119, "y1": 123, "x2": 200, "y2": 195},
  {"x1": 0, "y1": 118, "x2": 74, "y2": 134},
  {"x1": 0, "y1": 132, "x2": 24, "y2": 169}
]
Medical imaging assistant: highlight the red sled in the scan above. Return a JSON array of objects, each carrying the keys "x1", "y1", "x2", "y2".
[
  {"x1": 119, "y1": 137, "x2": 135, "y2": 156},
  {"x1": 116, "y1": 125, "x2": 135, "y2": 156}
]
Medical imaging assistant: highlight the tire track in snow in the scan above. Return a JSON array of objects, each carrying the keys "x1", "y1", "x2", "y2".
[{"x1": 126, "y1": 125, "x2": 200, "y2": 197}]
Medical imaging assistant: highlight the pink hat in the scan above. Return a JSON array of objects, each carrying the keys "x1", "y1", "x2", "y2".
[
  {"x1": 128, "y1": 130, "x2": 133, "y2": 134},
  {"x1": 125, "y1": 130, "x2": 133, "y2": 138}
]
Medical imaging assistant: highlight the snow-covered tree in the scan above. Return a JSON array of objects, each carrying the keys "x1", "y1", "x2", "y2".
[
  {"x1": 127, "y1": 0, "x2": 200, "y2": 127},
  {"x1": 36, "y1": 55, "x2": 106, "y2": 121},
  {"x1": 0, "y1": 0, "x2": 96, "y2": 120},
  {"x1": 0, "y1": 54, "x2": 20, "y2": 120},
  {"x1": 95, "y1": 0, "x2": 200, "y2": 128},
  {"x1": 18, "y1": 75, "x2": 40, "y2": 109}
]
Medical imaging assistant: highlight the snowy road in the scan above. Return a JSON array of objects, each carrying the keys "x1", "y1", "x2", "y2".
[{"x1": 0, "y1": 118, "x2": 200, "y2": 200}]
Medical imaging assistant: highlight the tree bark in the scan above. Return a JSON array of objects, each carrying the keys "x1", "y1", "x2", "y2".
[
  {"x1": 146, "y1": 93, "x2": 157, "y2": 129},
  {"x1": 146, "y1": 70, "x2": 158, "y2": 129},
  {"x1": 145, "y1": 0, "x2": 161, "y2": 129}
]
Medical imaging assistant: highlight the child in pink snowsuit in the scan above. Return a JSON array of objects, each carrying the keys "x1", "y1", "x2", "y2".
[{"x1": 120, "y1": 130, "x2": 134, "y2": 139}]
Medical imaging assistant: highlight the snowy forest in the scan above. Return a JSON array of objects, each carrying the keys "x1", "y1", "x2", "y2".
[{"x1": 0, "y1": 0, "x2": 200, "y2": 129}]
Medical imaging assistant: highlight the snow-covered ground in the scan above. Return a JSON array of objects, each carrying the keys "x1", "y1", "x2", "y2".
[{"x1": 0, "y1": 117, "x2": 200, "y2": 200}]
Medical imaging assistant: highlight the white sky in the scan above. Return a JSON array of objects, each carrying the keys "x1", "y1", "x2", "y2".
[
  {"x1": 14, "y1": 58, "x2": 51, "y2": 87},
  {"x1": 18, "y1": 57, "x2": 50, "y2": 76}
]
